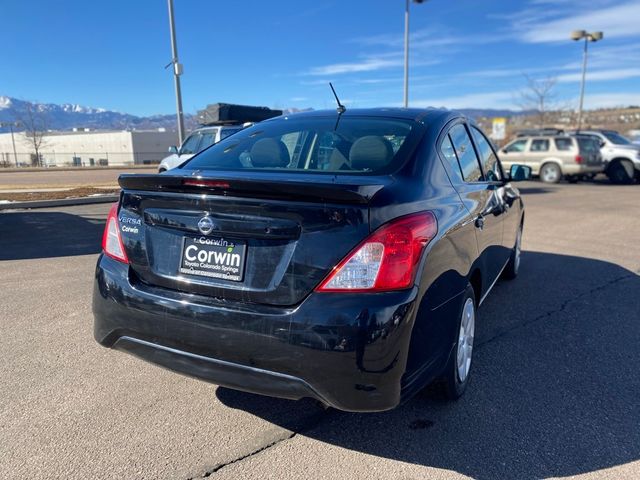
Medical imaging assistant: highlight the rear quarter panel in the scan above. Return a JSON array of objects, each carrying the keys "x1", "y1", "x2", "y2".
[{"x1": 369, "y1": 120, "x2": 479, "y2": 392}]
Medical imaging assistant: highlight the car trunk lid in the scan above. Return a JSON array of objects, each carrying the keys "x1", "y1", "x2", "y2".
[{"x1": 117, "y1": 172, "x2": 388, "y2": 306}]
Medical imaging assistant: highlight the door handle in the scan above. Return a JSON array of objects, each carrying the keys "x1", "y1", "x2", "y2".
[{"x1": 474, "y1": 215, "x2": 485, "y2": 230}]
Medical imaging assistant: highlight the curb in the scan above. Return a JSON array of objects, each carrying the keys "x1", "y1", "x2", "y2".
[{"x1": 0, "y1": 195, "x2": 119, "y2": 210}]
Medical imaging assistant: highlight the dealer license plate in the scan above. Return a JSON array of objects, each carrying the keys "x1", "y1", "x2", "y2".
[{"x1": 179, "y1": 236, "x2": 246, "y2": 282}]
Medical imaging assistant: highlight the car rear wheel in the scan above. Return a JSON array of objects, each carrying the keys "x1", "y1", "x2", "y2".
[
  {"x1": 539, "y1": 163, "x2": 562, "y2": 183},
  {"x1": 503, "y1": 223, "x2": 522, "y2": 280},
  {"x1": 607, "y1": 160, "x2": 634, "y2": 185},
  {"x1": 439, "y1": 285, "x2": 476, "y2": 400}
]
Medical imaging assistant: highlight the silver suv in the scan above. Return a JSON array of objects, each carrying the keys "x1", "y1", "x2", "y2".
[
  {"x1": 568, "y1": 130, "x2": 640, "y2": 184},
  {"x1": 158, "y1": 125, "x2": 244, "y2": 172},
  {"x1": 500, "y1": 135, "x2": 603, "y2": 183}
]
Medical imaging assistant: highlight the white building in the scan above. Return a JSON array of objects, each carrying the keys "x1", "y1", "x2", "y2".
[{"x1": 0, "y1": 129, "x2": 177, "y2": 167}]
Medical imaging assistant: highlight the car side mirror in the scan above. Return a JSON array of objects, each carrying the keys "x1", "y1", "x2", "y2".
[
  {"x1": 599, "y1": 141, "x2": 606, "y2": 148},
  {"x1": 168, "y1": 145, "x2": 179, "y2": 154},
  {"x1": 501, "y1": 148, "x2": 507, "y2": 154},
  {"x1": 509, "y1": 164, "x2": 532, "y2": 182}
]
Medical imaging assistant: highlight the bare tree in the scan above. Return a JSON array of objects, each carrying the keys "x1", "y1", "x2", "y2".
[
  {"x1": 16, "y1": 101, "x2": 49, "y2": 167},
  {"x1": 519, "y1": 75, "x2": 558, "y2": 128}
]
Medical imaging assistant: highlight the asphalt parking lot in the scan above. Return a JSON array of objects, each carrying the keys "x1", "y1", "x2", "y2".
[{"x1": 1, "y1": 181, "x2": 639, "y2": 479}]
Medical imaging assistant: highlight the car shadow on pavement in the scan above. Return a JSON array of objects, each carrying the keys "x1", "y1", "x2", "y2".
[
  {"x1": 217, "y1": 251, "x2": 640, "y2": 479},
  {"x1": 0, "y1": 211, "x2": 105, "y2": 260},
  {"x1": 517, "y1": 186, "x2": 555, "y2": 195}
]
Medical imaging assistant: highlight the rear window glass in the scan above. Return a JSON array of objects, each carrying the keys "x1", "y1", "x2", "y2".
[
  {"x1": 184, "y1": 117, "x2": 417, "y2": 174},
  {"x1": 577, "y1": 137, "x2": 600, "y2": 153}
]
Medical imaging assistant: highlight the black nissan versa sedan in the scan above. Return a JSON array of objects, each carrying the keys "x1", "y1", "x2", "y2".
[{"x1": 93, "y1": 108, "x2": 531, "y2": 412}]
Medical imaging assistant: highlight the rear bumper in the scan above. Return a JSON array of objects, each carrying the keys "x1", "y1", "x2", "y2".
[
  {"x1": 93, "y1": 254, "x2": 419, "y2": 412},
  {"x1": 563, "y1": 164, "x2": 604, "y2": 175}
]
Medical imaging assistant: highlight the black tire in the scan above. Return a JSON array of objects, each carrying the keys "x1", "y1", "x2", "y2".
[
  {"x1": 158, "y1": 168, "x2": 167, "y2": 173},
  {"x1": 607, "y1": 160, "x2": 634, "y2": 185},
  {"x1": 503, "y1": 223, "x2": 523, "y2": 280},
  {"x1": 539, "y1": 163, "x2": 562, "y2": 183},
  {"x1": 439, "y1": 284, "x2": 476, "y2": 401}
]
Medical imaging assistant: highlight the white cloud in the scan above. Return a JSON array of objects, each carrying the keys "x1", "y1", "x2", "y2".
[
  {"x1": 305, "y1": 57, "x2": 403, "y2": 76},
  {"x1": 557, "y1": 68, "x2": 640, "y2": 83},
  {"x1": 582, "y1": 92, "x2": 640, "y2": 109},
  {"x1": 409, "y1": 92, "x2": 517, "y2": 110},
  {"x1": 519, "y1": 1, "x2": 640, "y2": 43}
]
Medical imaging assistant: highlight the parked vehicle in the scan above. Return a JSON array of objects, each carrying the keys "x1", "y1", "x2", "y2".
[
  {"x1": 515, "y1": 128, "x2": 564, "y2": 137},
  {"x1": 158, "y1": 125, "x2": 244, "y2": 172},
  {"x1": 93, "y1": 108, "x2": 531, "y2": 412},
  {"x1": 500, "y1": 135, "x2": 603, "y2": 183},
  {"x1": 567, "y1": 130, "x2": 640, "y2": 184}
]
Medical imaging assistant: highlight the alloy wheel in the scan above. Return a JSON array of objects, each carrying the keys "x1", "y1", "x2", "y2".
[
  {"x1": 541, "y1": 165, "x2": 560, "y2": 183},
  {"x1": 456, "y1": 298, "x2": 475, "y2": 383}
]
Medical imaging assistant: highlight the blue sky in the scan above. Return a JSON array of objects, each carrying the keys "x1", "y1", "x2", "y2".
[{"x1": 2, "y1": 0, "x2": 640, "y2": 116}]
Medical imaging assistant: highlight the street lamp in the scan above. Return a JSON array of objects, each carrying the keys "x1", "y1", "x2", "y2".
[
  {"x1": 571, "y1": 30, "x2": 603, "y2": 132},
  {"x1": 0, "y1": 121, "x2": 20, "y2": 167},
  {"x1": 403, "y1": 0, "x2": 427, "y2": 108},
  {"x1": 167, "y1": 0, "x2": 185, "y2": 145}
]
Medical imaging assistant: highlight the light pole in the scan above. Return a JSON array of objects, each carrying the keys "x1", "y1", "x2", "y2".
[
  {"x1": 0, "y1": 121, "x2": 20, "y2": 167},
  {"x1": 403, "y1": 0, "x2": 427, "y2": 108},
  {"x1": 571, "y1": 30, "x2": 603, "y2": 132},
  {"x1": 167, "y1": 0, "x2": 185, "y2": 145}
]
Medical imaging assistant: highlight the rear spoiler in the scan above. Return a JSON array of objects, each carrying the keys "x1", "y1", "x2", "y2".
[{"x1": 118, "y1": 173, "x2": 389, "y2": 205}]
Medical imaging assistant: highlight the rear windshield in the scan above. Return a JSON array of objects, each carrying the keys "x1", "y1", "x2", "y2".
[
  {"x1": 576, "y1": 137, "x2": 600, "y2": 153},
  {"x1": 183, "y1": 116, "x2": 418, "y2": 174}
]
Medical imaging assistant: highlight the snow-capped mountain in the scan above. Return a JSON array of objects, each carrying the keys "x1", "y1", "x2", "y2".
[{"x1": 0, "y1": 96, "x2": 196, "y2": 132}]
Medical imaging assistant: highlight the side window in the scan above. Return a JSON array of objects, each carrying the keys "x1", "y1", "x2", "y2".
[
  {"x1": 180, "y1": 134, "x2": 201, "y2": 155},
  {"x1": 449, "y1": 124, "x2": 483, "y2": 182},
  {"x1": 530, "y1": 139, "x2": 550, "y2": 152},
  {"x1": 504, "y1": 139, "x2": 527, "y2": 153},
  {"x1": 440, "y1": 135, "x2": 464, "y2": 183},
  {"x1": 471, "y1": 127, "x2": 502, "y2": 181},
  {"x1": 198, "y1": 131, "x2": 217, "y2": 151},
  {"x1": 554, "y1": 138, "x2": 573, "y2": 151}
]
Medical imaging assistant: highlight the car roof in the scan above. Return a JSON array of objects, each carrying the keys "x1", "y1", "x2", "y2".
[
  {"x1": 510, "y1": 135, "x2": 573, "y2": 141},
  {"x1": 266, "y1": 107, "x2": 461, "y2": 126}
]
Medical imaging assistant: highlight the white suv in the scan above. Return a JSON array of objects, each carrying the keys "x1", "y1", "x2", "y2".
[
  {"x1": 158, "y1": 125, "x2": 244, "y2": 172},
  {"x1": 568, "y1": 130, "x2": 640, "y2": 184}
]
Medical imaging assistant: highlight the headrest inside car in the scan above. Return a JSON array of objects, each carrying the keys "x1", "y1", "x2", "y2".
[
  {"x1": 250, "y1": 138, "x2": 291, "y2": 168},
  {"x1": 349, "y1": 136, "x2": 394, "y2": 171}
]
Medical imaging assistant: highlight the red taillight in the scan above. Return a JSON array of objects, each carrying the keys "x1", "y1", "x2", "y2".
[
  {"x1": 102, "y1": 203, "x2": 129, "y2": 263},
  {"x1": 316, "y1": 211, "x2": 437, "y2": 293},
  {"x1": 575, "y1": 155, "x2": 583, "y2": 164},
  {"x1": 183, "y1": 179, "x2": 231, "y2": 189}
]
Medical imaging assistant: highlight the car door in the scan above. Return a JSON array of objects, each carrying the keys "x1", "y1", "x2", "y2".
[
  {"x1": 470, "y1": 126, "x2": 519, "y2": 258},
  {"x1": 446, "y1": 122, "x2": 508, "y2": 295},
  {"x1": 527, "y1": 138, "x2": 551, "y2": 174}
]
